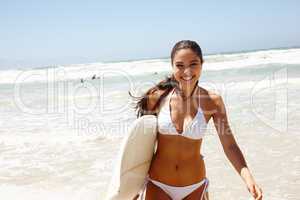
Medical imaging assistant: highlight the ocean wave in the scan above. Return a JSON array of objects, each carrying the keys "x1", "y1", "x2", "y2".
[{"x1": 0, "y1": 48, "x2": 299, "y2": 84}]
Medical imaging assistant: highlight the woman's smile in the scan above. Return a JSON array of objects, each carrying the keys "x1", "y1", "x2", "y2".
[{"x1": 180, "y1": 75, "x2": 195, "y2": 81}]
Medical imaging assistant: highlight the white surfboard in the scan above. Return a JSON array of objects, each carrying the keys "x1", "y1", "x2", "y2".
[{"x1": 105, "y1": 115, "x2": 157, "y2": 200}]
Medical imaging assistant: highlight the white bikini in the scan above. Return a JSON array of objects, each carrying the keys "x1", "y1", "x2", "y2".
[
  {"x1": 158, "y1": 87, "x2": 208, "y2": 140},
  {"x1": 138, "y1": 87, "x2": 209, "y2": 200}
]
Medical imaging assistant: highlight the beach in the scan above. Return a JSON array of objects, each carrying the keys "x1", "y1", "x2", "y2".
[{"x1": 0, "y1": 48, "x2": 300, "y2": 199}]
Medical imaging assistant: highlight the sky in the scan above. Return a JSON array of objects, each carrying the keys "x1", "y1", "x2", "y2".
[{"x1": 0, "y1": 0, "x2": 299, "y2": 69}]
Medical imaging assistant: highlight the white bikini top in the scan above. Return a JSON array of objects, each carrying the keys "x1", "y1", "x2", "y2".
[{"x1": 157, "y1": 87, "x2": 208, "y2": 140}]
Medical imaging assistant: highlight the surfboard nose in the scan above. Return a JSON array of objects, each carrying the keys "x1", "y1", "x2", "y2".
[{"x1": 105, "y1": 115, "x2": 157, "y2": 200}]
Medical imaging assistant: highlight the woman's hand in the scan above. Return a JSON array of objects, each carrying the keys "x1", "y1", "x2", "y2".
[{"x1": 246, "y1": 180, "x2": 263, "y2": 200}]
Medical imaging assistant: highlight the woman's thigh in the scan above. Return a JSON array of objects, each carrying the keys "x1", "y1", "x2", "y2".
[
  {"x1": 183, "y1": 184, "x2": 209, "y2": 200},
  {"x1": 145, "y1": 181, "x2": 172, "y2": 200}
]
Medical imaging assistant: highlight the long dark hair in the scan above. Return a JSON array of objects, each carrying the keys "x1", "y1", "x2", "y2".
[{"x1": 130, "y1": 40, "x2": 204, "y2": 118}]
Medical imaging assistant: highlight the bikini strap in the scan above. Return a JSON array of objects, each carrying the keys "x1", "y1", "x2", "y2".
[
  {"x1": 137, "y1": 175, "x2": 150, "y2": 200},
  {"x1": 201, "y1": 178, "x2": 209, "y2": 200}
]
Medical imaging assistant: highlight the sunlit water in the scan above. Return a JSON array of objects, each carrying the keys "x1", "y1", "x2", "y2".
[{"x1": 0, "y1": 48, "x2": 300, "y2": 199}]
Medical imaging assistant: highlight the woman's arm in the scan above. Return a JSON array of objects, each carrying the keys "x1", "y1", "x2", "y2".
[{"x1": 211, "y1": 94, "x2": 263, "y2": 200}]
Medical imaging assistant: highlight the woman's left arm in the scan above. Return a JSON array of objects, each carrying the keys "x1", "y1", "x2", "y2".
[{"x1": 211, "y1": 94, "x2": 263, "y2": 200}]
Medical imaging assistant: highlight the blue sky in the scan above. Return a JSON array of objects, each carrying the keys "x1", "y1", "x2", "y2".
[{"x1": 0, "y1": 0, "x2": 299, "y2": 69}]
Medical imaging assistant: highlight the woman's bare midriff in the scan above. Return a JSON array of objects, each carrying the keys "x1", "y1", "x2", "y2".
[{"x1": 148, "y1": 133, "x2": 206, "y2": 186}]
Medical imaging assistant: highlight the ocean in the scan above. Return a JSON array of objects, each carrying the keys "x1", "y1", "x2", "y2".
[{"x1": 0, "y1": 48, "x2": 300, "y2": 199}]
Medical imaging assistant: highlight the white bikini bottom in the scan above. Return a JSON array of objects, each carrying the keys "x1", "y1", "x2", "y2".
[{"x1": 138, "y1": 175, "x2": 209, "y2": 200}]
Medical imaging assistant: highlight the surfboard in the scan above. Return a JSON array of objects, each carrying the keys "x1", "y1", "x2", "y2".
[{"x1": 105, "y1": 115, "x2": 157, "y2": 200}]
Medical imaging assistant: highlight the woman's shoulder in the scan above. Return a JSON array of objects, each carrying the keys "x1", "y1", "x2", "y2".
[
  {"x1": 198, "y1": 86, "x2": 219, "y2": 98},
  {"x1": 199, "y1": 87, "x2": 228, "y2": 119},
  {"x1": 198, "y1": 86, "x2": 224, "y2": 108}
]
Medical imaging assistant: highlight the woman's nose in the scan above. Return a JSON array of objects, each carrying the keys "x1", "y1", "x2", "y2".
[{"x1": 183, "y1": 67, "x2": 192, "y2": 75}]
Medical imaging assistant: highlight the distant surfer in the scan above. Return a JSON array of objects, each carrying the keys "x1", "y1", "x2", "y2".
[{"x1": 131, "y1": 40, "x2": 263, "y2": 200}]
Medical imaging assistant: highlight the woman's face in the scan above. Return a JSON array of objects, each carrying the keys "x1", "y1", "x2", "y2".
[{"x1": 172, "y1": 48, "x2": 202, "y2": 88}]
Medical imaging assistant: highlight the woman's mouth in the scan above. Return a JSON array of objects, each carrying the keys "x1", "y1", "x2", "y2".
[{"x1": 181, "y1": 76, "x2": 194, "y2": 81}]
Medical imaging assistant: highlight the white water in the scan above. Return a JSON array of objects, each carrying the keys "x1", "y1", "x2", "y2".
[{"x1": 0, "y1": 48, "x2": 300, "y2": 199}]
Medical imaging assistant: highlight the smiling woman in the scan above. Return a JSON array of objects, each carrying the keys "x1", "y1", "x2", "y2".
[{"x1": 130, "y1": 40, "x2": 263, "y2": 200}]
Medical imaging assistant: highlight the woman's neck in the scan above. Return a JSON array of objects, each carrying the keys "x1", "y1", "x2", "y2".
[{"x1": 176, "y1": 81, "x2": 198, "y2": 101}]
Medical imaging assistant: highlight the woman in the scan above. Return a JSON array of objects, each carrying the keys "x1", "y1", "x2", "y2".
[{"x1": 132, "y1": 40, "x2": 263, "y2": 199}]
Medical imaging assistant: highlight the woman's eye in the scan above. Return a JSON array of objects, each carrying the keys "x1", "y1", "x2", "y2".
[
  {"x1": 190, "y1": 63, "x2": 197, "y2": 67},
  {"x1": 176, "y1": 65, "x2": 184, "y2": 68}
]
